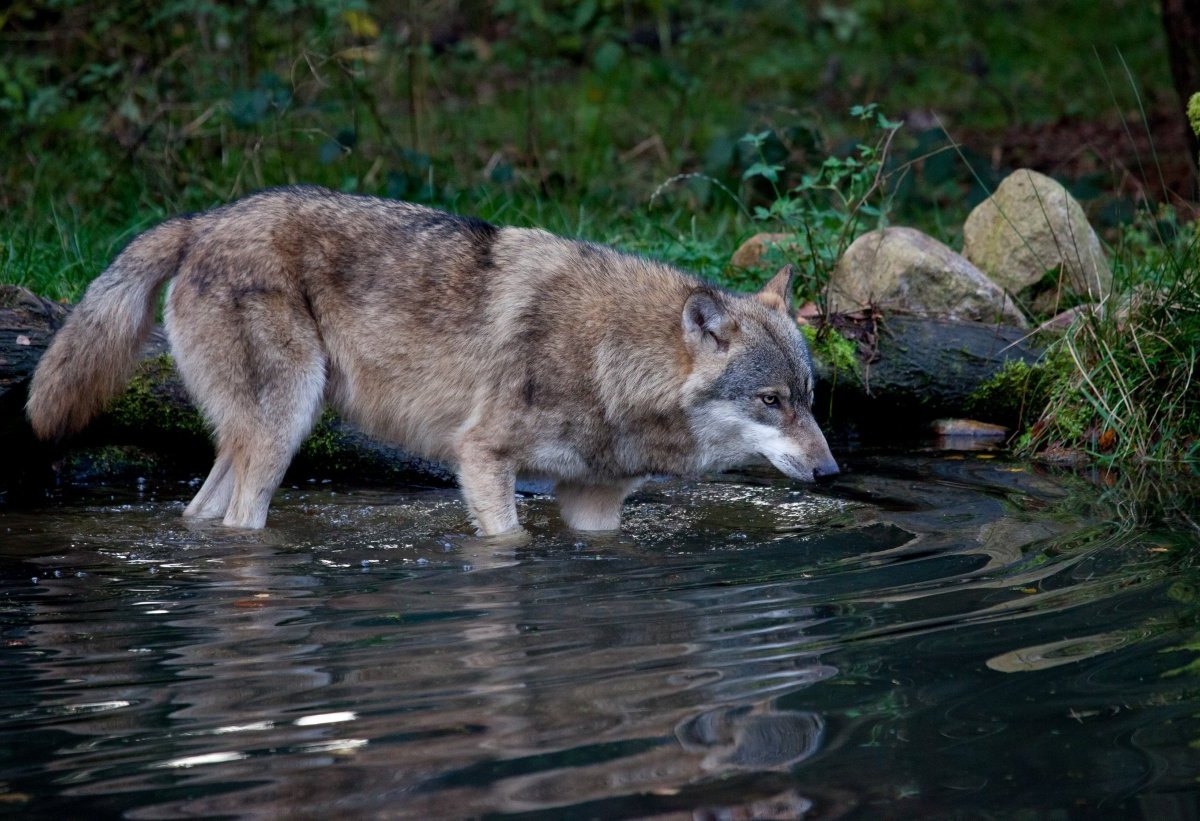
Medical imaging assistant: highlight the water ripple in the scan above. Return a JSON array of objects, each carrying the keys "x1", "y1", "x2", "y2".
[{"x1": 2, "y1": 456, "x2": 1199, "y2": 817}]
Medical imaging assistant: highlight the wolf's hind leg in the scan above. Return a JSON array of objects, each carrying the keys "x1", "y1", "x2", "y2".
[
  {"x1": 455, "y1": 436, "x2": 519, "y2": 536},
  {"x1": 556, "y1": 479, "x2": 642, "y2": 531},
  {"x1": 217, "y1": 363, "x2": 326, "y2": 529},
  {"x1": 222, "y1": 429, "x2": 313, "y2": 529},
  {"x1": 168, "y1": 280, "x2": 326, "y2": 530},
  {"x1": 218, "y1": 358, "x2": 326, "y2": 529},
  {"x1": 184, "y1": 450, "x2": 235, "y2": 520}
]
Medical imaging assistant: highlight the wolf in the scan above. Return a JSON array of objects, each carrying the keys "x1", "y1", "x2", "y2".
[{"x1": 27, "y1": 186, "x2": 838, "y2": 535}]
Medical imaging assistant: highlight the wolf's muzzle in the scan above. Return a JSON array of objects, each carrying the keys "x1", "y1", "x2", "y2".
[{"x1": 812, "y1": 456, "x2": 840, "y2": 483}]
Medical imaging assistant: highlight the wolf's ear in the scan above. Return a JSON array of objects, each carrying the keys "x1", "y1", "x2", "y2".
[
  {"x1": 755, "y1": 265, "x2": 794, "y2": 313},
  {"x1": 683, "y1": 289, "x2": 736, "y2": 353}
]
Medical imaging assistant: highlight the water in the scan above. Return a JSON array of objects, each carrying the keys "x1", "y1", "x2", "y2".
[{"x1": 2, "y1": 452, "x2": 1200, "y2": 819}]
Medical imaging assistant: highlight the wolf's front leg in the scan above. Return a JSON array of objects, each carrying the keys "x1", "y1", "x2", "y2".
[
  {"x1": 456, "y1": 438, "x2": 520, "y2": 536},
  {"x1": 556, "y1": 479, "x2": 643, "y2": 531}
]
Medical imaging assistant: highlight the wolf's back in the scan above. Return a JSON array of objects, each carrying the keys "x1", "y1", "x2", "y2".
[{"x1": 26, "y1": 218, "x2": 193, "y2": 440}]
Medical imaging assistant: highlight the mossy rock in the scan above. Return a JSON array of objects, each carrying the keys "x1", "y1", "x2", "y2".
[{"x1": 293, "y1": 410, "x2": 455, "y2": 486}]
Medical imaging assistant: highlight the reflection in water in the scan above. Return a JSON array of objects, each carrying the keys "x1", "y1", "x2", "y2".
[
  {"x1": 676, "y1": 706, "x2": 824, "y2": 771},
  {"x1": 1, "y1": 457, "x2": 1199, "y2": 818}
]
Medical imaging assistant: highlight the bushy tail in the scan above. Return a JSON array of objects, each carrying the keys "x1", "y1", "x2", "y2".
[{"x1": 26, "y1": 218, "x2": 193, "y2": 440}]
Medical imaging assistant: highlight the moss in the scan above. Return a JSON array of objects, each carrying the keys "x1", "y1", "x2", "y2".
[
  {"x1": 107, "y1": 354, "x2": 208, "y2": 438},
  {"x1": 968, "y1": 349, "x2": 1083, "y2": 435},
  {"x1": 1189, "y1": 92, "x2": 1200, "y2": 139},
  {"x1": 967, "y1": 358, "x2": 1054, "y2": 428},
  {"x1": 801, "y1": 324, "x2": 860, "y2": 381},
  {"x1": 293, "y1": 410, "x2": 416, "y2": 478},
  {"x1": 297, "y1": 409, "x2": 354, "y2": 465},
  {"x1": 62, "y1": 444, "x2": 166, "y2": 481}
]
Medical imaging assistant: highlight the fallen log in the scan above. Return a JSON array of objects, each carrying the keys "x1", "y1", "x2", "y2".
[
  {"x1": 1, "y1": 285, "x2": 1042, "y2": 489},
  {"x1": 815, "y1": 313, "x2": 1042, "y2": 433}
]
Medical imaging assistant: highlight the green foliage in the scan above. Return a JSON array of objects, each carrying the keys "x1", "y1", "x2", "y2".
[
  {"x1": 0, "y1": 1, "x2": 1177, "y2": 297},
  {"x1": 625, "y1": 224, "x2": 731, "y2": 283},
  {"x1": 969, "y1": 360, "x2": 1046, "y2": 430},
  {"x1": 741, "y1": 104, "x2": 901, "y2": 301},
  {"x1": 1189, "y1": 92, "x2": 1200, "y2": 139},
  {"x1": 967, "y1": 352, "x2": 1073, "y2": 432}
]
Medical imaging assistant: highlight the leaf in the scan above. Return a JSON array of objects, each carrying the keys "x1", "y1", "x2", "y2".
[
  {"x1": 527, "y1": 1, "x2": 549, "y2": 28},
  {"x1": 573, "y1": 0, "x2": 597, "y2": 30},
  {"x1": 335, "y1": 46, "x2": 380, "y2": 63},
  {"x1": 739, "y1": 130, "x2": 772, "y2": 148},
  {"x1": 401, "y1": 148, "x2": 431, "y2": 171},
  {"x1": 742, "y1": 162, "x2": 782, "y2": 182},
  {"x1": 342, "y1": 9, "x2": 380, "y2": 39},
  {"x1": 490, "y1": 161, "x2": 514, "y2": 184},
  {"x1": 230, "y1": 88, "x2": 269, "y2": 127},
  {"x1": 592, "y1": 40, "x2": 622, "y2": 75},
  {"x1": 319, "y1": 140, "x2": 344, "y2": 164},
  {"x1": 385, "y1": 171, "x2": 409, "y2": 199},
  {"x1": 117, "y1": 96, "x2": 142, "y2": 124}
]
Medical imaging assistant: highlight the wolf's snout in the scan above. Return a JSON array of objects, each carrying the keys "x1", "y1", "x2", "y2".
[
  {"x1": 769, "y1": 451, "x2": 836, "y2": 483},
  {"x1": 812, "y1": 456, "x2": 840, "y2": 482}
]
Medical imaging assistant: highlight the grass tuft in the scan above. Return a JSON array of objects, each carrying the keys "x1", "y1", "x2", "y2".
[{"x1": 1018, "y1": 215, "x2": 1200, "y2": 464}]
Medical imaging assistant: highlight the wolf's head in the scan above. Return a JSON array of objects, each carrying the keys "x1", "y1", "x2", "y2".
[{"x1": 681, "y1": 266, "x2": 839, "y2": 482}]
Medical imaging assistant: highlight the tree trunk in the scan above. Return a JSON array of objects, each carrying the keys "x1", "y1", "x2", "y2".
[{"x1": 1162, "y1": 0, "x2": 1200, "y2": 193}]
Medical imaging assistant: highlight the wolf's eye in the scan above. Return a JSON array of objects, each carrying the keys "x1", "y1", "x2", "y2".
[{"x1": 760, "y1": 394, "x2": 779, "y2": 406}]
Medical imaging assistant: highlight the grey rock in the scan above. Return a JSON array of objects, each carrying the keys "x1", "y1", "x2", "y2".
[
  {"x1": 963, "y1": 169, "x2": 1112, "y2": 306},
  {"x1": 829, "y1": 227, "x2": 1026, "y2": 326}
]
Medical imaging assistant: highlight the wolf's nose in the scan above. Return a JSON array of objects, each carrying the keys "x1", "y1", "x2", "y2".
[{"x1": 812, "y1": 459, "x2": 840, "y2": 482}]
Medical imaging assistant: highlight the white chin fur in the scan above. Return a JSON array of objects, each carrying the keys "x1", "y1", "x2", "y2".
[
  {"x1": 691, "y1": 403, "x2": 810, "y2": 477},
  {"x1": 762, "y1": 449, "x2": 814, "y2": 482}
]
